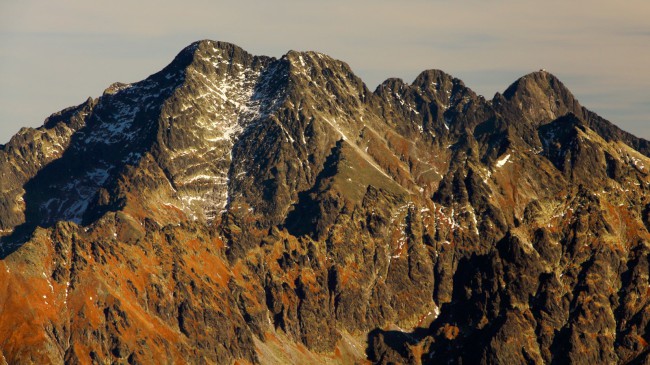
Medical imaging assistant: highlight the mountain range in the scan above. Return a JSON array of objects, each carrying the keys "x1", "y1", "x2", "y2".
[{"x1": 1, "y1": 40, "x2": 650, "y2": 364}]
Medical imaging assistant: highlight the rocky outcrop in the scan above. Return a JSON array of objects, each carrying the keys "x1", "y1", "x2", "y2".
[{"x1": 1, "y1": 40, "x2": 650, "y2": 364}]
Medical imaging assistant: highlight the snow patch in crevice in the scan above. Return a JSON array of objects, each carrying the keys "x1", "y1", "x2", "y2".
[
  {"x1": 443, "y1": 115, "x2": 451, "y2": 130},
  {"x1": 466, "y1": 205, "x2": 480, "y2": 235},
  {"x1": 389, "y1": 203, "x2": 412, "y2": 259},
  {"x1": 433, "y1": 304, "x2": 441, "y2": 319},
  {"x1": 496, "y1": 154, "x2": 511, "y2": 168}
]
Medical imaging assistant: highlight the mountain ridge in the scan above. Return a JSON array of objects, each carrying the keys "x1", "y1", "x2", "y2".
[{"x1": 1, "y1": 39, "x2": 650, "y2": 364}]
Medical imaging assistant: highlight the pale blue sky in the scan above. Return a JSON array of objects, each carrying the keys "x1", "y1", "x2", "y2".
[{"x1": 1, "y1": 0, "x2": 649, "y2": 143}]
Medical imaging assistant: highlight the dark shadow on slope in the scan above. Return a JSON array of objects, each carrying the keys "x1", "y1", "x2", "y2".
[
  {"x1": 537, "y1": 113, "x2": 584, "y2": 171},
  {"x1": 366, "y1": 326, "x2": 432, "y2": 363},
  {"x1": 0, "y1": 47, "x2": 195, "y2": 259},
  {"x1": 0, "y1": 111, "x2": 153, "y2": 259},
  {"x1": 283, "y1": 142, "x2": 343, "y2": 239},
  {"x1": 365, "y1": 238, "x2": 523, "y2": 364}
]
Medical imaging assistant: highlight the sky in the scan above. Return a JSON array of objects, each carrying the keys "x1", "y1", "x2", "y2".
[{"x1": 1, "y1": 0, "x2": 649, "y2": 144}]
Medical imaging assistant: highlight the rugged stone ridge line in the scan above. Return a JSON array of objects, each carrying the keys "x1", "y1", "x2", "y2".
[{"x1": 1, "y1": 40, "x2": 650, "y2": 364}]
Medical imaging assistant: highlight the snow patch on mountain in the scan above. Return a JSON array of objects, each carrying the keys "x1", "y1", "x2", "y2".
[
  {"x1": 159, "y1": 48, "x2": 291, "y2": 221},
  {"x1": 496, "y1": 154, "x2": 511, "y2": 168}
]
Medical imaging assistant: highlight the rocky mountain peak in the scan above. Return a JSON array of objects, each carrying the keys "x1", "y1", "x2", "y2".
[
  {"x1": 283, "y1": 50, "x2": 367, "y2": 99},
  {"x1": 412, "y1": 69, "x2": 463, "y2": 93},
  {"x1": 502, "y1": 69, "x2": 567, "y2": 99},
  {"x1": 2, "y1": 40, "x2": 650, "y2": 364},
  {"x1": 497, "y1": 69, "x2": 583, "y2": 126},
  {"x1": 189, "y1": 40, "x2": 269, "y2": 73}
]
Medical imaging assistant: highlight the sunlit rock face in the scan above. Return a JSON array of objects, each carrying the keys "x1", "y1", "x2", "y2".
[{"x1": 2, "y1": 40, "x2": 650, "y2": 364}]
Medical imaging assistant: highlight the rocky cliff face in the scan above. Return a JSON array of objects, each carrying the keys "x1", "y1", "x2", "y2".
[{"x1": 1, "y1": 40, "x2": 650, "y2": 364}]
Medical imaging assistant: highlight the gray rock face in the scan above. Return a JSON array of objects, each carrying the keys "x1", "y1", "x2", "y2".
[{"x1": 1, "y1": 40, "x2": 650, "y2": 364}]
